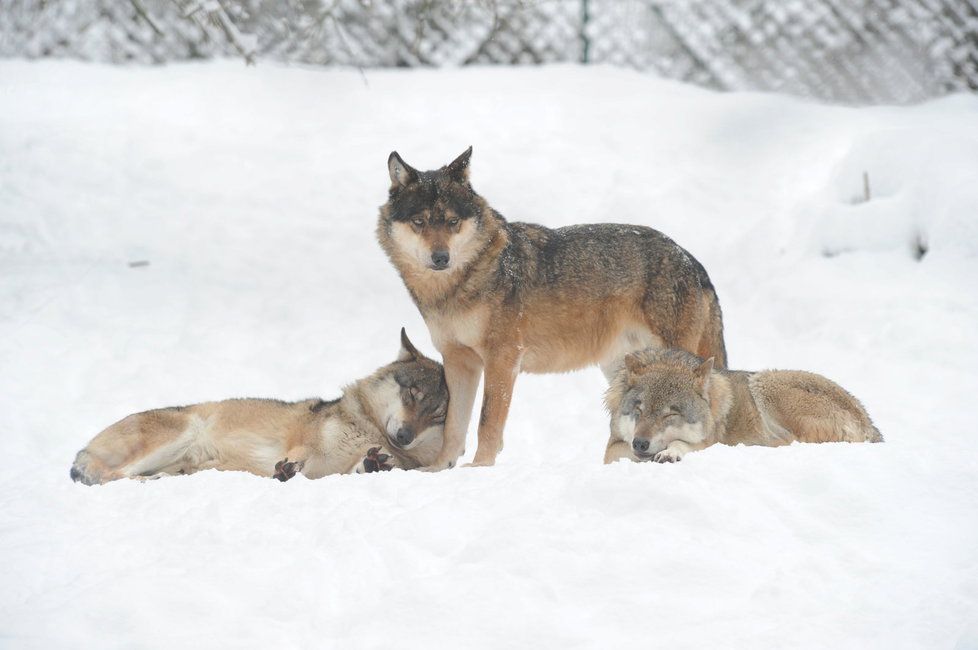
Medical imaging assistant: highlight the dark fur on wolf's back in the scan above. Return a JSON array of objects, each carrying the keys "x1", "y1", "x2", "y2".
[{"x1": 377, "y1": 147, "x2": 727, "y2": 469}]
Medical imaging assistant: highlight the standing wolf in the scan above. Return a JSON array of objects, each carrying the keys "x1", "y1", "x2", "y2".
[
  {"x1": 605, "y1": 348, "x2": 882, "y2": 464},
  {"x1": 377, "y1": 147, "x2": 726, "y2": 469}
]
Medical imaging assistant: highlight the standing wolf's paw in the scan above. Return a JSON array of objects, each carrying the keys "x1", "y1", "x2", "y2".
[
  {"x1": 273, "y1": 458, "x2": 304, "y2": 482},
  {"x1": 362, "y1": 447, "x2": 394, "y2": 473},
  {"x1": 653, "y1": 449, "x2": 683, "y2": 463}
]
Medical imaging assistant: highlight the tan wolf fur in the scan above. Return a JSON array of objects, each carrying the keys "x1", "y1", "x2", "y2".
[
  {"x1": 604, "y1": 347, "x2": 883, "y2": 464},
  {"x1": 70, "y1": 330, "x2": 448, "y2": 485},
  {"x1": 377, "y1": 147, "x2": 727, "y2": 469}
]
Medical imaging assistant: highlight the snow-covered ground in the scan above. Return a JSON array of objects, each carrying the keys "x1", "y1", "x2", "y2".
[{"x1": 1, "y1": 60, "x2": 977, "y2": 649}]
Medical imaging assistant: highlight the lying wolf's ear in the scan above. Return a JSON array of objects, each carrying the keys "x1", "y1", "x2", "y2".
[
  {"x1": 445, "y1": 146, "x2": 473, "y2": 183},
  {"x1": 398, "y1": 327, "x2": 422, "y2": 362},
  {"x1": 695, "y1": 357, "x2": 715, "y2": 397},
  {"x1": 388, "y1": 151, "x2": 419, "y2": 189},
  {"x1": 624, "y1": 353, "x2": 648, "y2": 377}
]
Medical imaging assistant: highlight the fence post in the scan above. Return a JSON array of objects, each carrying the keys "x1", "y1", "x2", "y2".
[{"x1": 580, "y1": 0, "x2": 590, "y2": 63}]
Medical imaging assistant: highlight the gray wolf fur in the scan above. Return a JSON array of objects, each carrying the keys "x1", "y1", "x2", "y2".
[
  {"x1": 604, "y1": 347, "x2": 883, "y2": 464},
  {"x1": 376, "y1": 147, "x2": 727, "y2": 469},
  {"x1": 70, "y1": 329, "x2": 448, "y2": 485}
]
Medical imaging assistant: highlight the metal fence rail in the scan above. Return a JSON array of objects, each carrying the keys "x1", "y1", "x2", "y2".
[{"x1": 1, "y1": 0, "x2": 976, "y2": 103}]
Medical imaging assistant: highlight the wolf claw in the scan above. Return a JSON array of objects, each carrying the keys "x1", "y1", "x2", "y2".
[
  {"x1": 652, "y1": 450, "x2": 682, "y2": 463},
  {"x1": 362, "y1": 447, "x2": 394, "y2": 473},
  {"x1": 273, "y1": 458, "x2": 303, "y2": 481}
]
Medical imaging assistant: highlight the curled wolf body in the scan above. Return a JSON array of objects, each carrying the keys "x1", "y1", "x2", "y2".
[
  {"x1": 377, "y1": 147, "x2": 727, "y2": 469},
  {"x1": 605, "y1": 347, "x2": 882, "y2": 464},
  {"x1": 70, "y1": 330, "x2": 448, "y2": 484}
]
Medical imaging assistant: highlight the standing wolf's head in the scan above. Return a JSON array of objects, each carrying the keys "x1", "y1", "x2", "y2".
[
  {"x1": 376, "y1": 147, "x2": 491, "y2": 275},
  {"x1": 606, "y1": 349, "x2": 718, "y2": 460}
]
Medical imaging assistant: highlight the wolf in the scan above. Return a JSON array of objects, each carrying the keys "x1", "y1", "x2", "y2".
[
  {"x1": 376, "y1": 147, "x2": 727, "y2": 469},
  {"x1": 69, "y1": 329, "x2": 448, "y2": 485},
  {"x1": 604, "y1": 347, "x2": 883, "y2": 464}
]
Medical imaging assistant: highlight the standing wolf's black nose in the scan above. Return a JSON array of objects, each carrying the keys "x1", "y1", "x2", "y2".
[
  {"x1": 431, "y1": 250, "x2": 450, "y2": 269},
  {"x1": 632, "y1": 438, "x2": 650, "y2": 453},
  {"x1": 395, "y1": 426, "x2": 415, "y2": 447}
]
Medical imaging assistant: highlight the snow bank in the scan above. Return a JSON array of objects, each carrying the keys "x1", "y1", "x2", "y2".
[{"x1": 1, "y1": 61, "x2": 976, "y2": 649}]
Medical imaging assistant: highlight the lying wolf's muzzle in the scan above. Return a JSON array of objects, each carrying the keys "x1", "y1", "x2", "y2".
[
  {"x1": 631, "y1": 436, "x2": 663, "y2": 459},
  {"x1": 393, "y1": 426, "x2": 415, "y2": 448}
]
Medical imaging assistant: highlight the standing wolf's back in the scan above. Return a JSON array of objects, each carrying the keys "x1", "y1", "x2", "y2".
[{"x1": 502, "y1": 222, "x2": 728, "y2": 368}]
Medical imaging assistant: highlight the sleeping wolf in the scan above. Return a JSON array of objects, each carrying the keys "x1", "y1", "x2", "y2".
[
  {"x1": 70, "y1": 330, "x2": 448, "y2": 484},
  {"x1": 377, "y1": 147, "x2": 726, "y2": 469},
  {"x1": 604, "y1": 348, "x2": 882, "y2": 464}
]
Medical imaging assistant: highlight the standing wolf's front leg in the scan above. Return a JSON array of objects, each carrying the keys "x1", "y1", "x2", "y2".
[
  {"x1": 469, "y1": 346, "x2": 521, "y2": 467},
  {"x1": 426, "y1": 346, "x2": 483, "y2": 471}
]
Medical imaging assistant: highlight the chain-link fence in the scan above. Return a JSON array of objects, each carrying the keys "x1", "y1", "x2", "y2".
[{"x1": 1, "y1": 0, "x2": 976, "y2": 103}]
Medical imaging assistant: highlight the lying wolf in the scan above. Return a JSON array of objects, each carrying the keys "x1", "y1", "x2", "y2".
[
  {"x1": 605, "y1": 348, "x2": 882, "y2": 463},
  {"x1": 377, "y1": 147, "x2": 726, "y2": 469},
  {"x1": 70, "y1": 329, "x2": 448, "y2": 485}
]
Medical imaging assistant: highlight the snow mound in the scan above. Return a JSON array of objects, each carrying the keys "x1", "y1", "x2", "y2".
[{"x1": 802, "y1": 110, "x2": 978, "y2": 260}]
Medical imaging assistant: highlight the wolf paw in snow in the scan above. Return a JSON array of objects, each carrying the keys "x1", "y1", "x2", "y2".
[
  {"x1": 362, "y1": 447, "x2": 394, "y2": 473},
  {"x1": 653, "y1": 449, "x2": 683, "y2": 463},
  {"x1": 273, "y1": 458, "x2": 304, "y2": 481}
]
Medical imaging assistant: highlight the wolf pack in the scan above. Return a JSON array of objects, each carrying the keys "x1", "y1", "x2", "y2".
[{"x1": 70, "y1": 148, "x2": 882, "y2": 486}]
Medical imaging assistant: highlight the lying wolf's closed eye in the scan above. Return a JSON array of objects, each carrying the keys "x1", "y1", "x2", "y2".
[{"x1": 623, "y1": 396, "x2": 643, "y2": 415}]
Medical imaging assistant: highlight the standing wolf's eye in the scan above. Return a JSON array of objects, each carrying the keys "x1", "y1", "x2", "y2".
[
  {"x1": 448, "y1": 218, "x2": 460, "y2": 227},
  {"x1": 411, "y1": 218, "x2": 424, "y2": 227}
]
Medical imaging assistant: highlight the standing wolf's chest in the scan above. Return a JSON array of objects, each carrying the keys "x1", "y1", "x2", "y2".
[{"x1": 424, "y1": 305, "x2": 490, "y2": 353}]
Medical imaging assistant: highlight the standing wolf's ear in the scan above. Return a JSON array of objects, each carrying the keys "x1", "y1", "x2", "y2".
[
  {"x1": 695, "y1": 357, "x2": 715, "y2": 397},
  {"x1": 398, "y1": 327, "x2": 422, "y2": 362},
  {"x1": 388, "y1": 152, "x2": 419, "y2": 189},
  {"x1": 445, "y1": 146, "x2": 473, "y2": 183}
]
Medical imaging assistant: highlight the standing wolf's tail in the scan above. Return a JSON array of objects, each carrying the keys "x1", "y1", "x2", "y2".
[
  {"x1": 699, "y1": 288, "x2": 728, "y2": 370},
  {"x1": 686, "y1": 251, "x2": 728, "y2": 370}
]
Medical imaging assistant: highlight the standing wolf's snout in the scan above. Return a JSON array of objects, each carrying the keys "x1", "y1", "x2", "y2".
[
  {"x1": 632, "y1": 437, "x2": 650, "y2": 453},
  {"x1": 395, "y1": 426, "x2": 415, "y2": 447},
  {"x1": 430, "y1": 250, "x2": 450, "y2": 270}
]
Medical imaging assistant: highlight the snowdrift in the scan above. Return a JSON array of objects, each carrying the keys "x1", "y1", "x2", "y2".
[{"x1": 1, "y1": 61, "x2": 977, "y2": 649}]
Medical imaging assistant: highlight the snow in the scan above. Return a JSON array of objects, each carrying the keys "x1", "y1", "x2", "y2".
[{"x1": 1, "y1": 60, "x2": 977, "y2": 649}]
